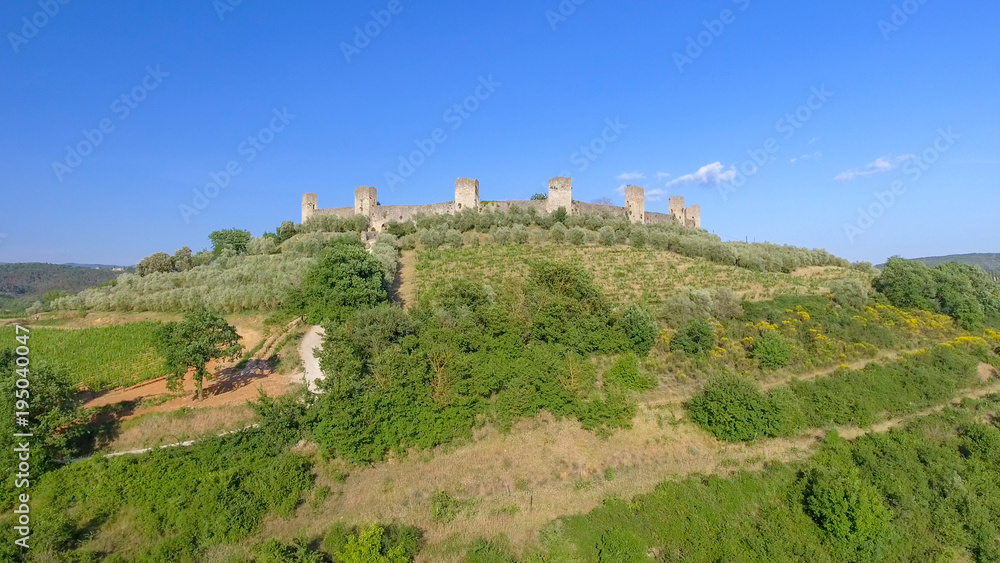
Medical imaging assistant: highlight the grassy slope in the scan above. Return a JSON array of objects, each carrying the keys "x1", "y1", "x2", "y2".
[{"x1": 416, "y1": 243, "x2": 867, "y2": 306}]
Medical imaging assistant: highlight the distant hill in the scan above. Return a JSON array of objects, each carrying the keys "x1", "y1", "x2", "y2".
[
  {"x1": 909, "y1": 253, "x2": 1000, "y2": 274},
  {"x1": 878, "y1": 253, "x2": 1000, "y2": 275},
  {"x1": 0, "y1": 263, "x2": 125, "y2": 315}
]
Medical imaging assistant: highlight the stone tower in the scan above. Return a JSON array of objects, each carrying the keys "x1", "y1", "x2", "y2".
[
  {"x1": 669, "y1": 196, "x2": 686, "y2": 224},
  {"x1": 455, "y1": 178, "x2": 480, "y2": 211},
  {"x1": 684, "y1": 205, "x2": 701, "y2": 229},
  {"x1": 624, "y1": 186, "x2": 645, "y2": 224},
  {"x1": 302, "y1": 193, "x2": 318, "y2": 223},
  {"x1": 355, "y1": 186, "x2": 377, "y2": 218},
  {"x1": 548, "y1": 177, "x2": 573, "y2": 215}
]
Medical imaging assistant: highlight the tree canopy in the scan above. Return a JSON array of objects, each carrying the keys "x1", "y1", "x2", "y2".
[{"x1": 156, "y1": 310, "x2": 243, "y2": 400}]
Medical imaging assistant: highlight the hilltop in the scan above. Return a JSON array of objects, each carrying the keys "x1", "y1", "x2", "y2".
[{"x1": 5, "y1": 211, "x2": 1000, "y2": 562}]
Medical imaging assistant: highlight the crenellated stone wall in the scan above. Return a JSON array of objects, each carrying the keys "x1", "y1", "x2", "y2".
[{"x1": 303, "y1": 177, "x2": 701, "y2": 231}]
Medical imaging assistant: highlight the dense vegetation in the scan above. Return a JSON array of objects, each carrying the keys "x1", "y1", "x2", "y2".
[
  {"x1": 688, "y1": 340, "x2": 995, "y2": 442},
  {"x1": 525, "y1": 399, "x2": 1000, "y2": 562},
  {"x1": 49, "y1": 207, "x2": 856, "y2": 315},
  {"x1": 0, "y1": 410, "x2": 315, "y2": 562},
  {"x1": 891, "y1": 252, "x2": 1000, "y2": 275},
  {"x1": 0, "y1": 323, "x2": 164, "y2": 391},
  {"x1": 385, "y1": 206, "x2": 848, "y2": 274},
  {"x1": 874, "y1": 257, "x2": 1000, "y2": 329},
  {"x1": 0, "y1": 350, "x2": 109, "y2": 507},
  {"x1": 307, "y1": 246, "x2": 659, "y2": 462},
  {"x1": 0, "y1": 263, "x2": 121, "y2": 315}
]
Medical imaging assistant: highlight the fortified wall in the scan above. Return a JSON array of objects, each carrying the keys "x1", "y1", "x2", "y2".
[{"x1": 302, "y1": 178, "x2": 701, "y2": 231}]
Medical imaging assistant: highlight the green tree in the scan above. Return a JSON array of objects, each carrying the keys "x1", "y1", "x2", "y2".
[
  {"x1": 276, "y1": 220, "x2": 298, "y2": 243},
  {"x1": 0, "y1": 350, "x2": 83, "y2": 505},
  {"x1": 208, "y1": 228, "x2": 253, "y2": 256},
  {"x1": 530, "y1": 193, "x2": 548, "y2": 201},
  {"x1": 287, "y1": 237, "x2": 388, "y2": 324},
  {"x1": 172, "y1": 246, "x2": 194, "y2": 271},
  {"x1": 751, "y1": 331, "x2": 792, "y2": 370},
  {"x1": 156, "y1": 311, "x2": 243, "y2": 400},
  {"x1": 136, "y1": 252, "x2": 175, "y2": 276},
  {"x1": 873, "y1": 257, "x2": 938, "y2": 311}
]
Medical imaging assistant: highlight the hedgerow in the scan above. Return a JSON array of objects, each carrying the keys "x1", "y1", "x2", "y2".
[{"x1": 687, "y1": 342, "x2": 989, "y2": 442}]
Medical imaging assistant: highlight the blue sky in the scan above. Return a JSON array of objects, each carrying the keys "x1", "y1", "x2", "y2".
[{"x1": 1, "y1": 0, "x2": 997, "y2": 265}]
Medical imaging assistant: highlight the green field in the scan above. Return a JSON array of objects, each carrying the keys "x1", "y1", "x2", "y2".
[
  {"x1": 416, "y1": 243, "x2": 869, "y2": 305},
  {"x1": 0, "y1": 323, "x2": 164, "y2": 391}
]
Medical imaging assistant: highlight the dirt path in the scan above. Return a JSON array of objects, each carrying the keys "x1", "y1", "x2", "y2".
[
  {"x1": 643, "y1": 349, "x2": 907, "y2": 408},
  {"x1": 393, "y1": 250, "x2": 417, "y2": 309},
  {"x1": 299, "y1": 325, "x2": 325, "y2": 392},
  {"x1": 760, "y1": 349, "x2": 902, "y2": 391}
]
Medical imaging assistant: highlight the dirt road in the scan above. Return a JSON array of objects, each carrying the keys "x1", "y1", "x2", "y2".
[{"x1": 299, "y1": 325, "x2": 325, "y2": 392}]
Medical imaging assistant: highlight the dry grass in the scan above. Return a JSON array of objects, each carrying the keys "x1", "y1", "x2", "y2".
[{"x1": 105, "y1": 405, "x2": 257, "y2": 453}]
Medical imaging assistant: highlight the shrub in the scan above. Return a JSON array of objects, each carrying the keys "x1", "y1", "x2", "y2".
[
  {"x1": 338, "y1": 525, "x2": 409, "y2": 563},
  {"x1": 687, "y1": 374, "x2": 781, "y2": 442},
  {"x1": 604, "y1": 353, "x2": 655, "y2": 391},
  {"x1": 549, "y1": 223, "x2": 567, "y2": 243},
  {"x1": 598, "y1": 226, "x2": 616, "y2": 246},
  {"x1": 621, "y1": 305, "x2": 659, "y2": 355},
  {"x1": 596, "y1": 528, "x2": 647, "y2": 562},
  {"x1": 568, "y1": 227, "x2": 587, "y2": 246},
  {"x1": 750, "y1": 331, "x2": 792, "y2": 371},
  {"x1": 466, "y1": 539, "x2": 518, "y2": 563},
  {"x1": 670, "y1": 319, "x2": 715, "y2": 355},
  {"x1": 431, "y1": 491, "x2": 460, "y2": 524},
  {"x1": 828, "y1": 278, "x2": 869, "y2": 309},
  {"x1": 804, "y1": 467, "x2": 891, "y2": 557}
]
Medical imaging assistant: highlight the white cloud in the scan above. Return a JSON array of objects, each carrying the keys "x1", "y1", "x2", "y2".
[
  {"x1": 646, "y1": 188, "x2": 667, "y2": 201},
  {"x1": 656, "y1": 171, "x2": 671, "y2": 180},
  {"x1": 834, "y1": 155, "x2": 915, "y2": 181},
  {"x1": 617, "y1": 171, "x2": 645, "y2": 182},
  {"x1": 666, "y1": 162, "x2": 736, "y2": 187},
  {"x1": 615, "y1": 185, "x2": 667, "y2": 202},
  {"x1": 808, "y1": 136, "x2": 820, "y2": 145},
  {"x1": 790, "y1": 151, "x2": 823, "y2": 164}
]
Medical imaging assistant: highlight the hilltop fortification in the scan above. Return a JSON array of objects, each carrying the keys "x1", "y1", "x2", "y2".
[{"x1": 302, "y1": 178, "x2": 701, "y2": 231}]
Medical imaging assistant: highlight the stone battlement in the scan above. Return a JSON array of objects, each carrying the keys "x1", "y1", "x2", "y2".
[{"x1": 302, "y1": 178, "x2": 701, "y2": 231}]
